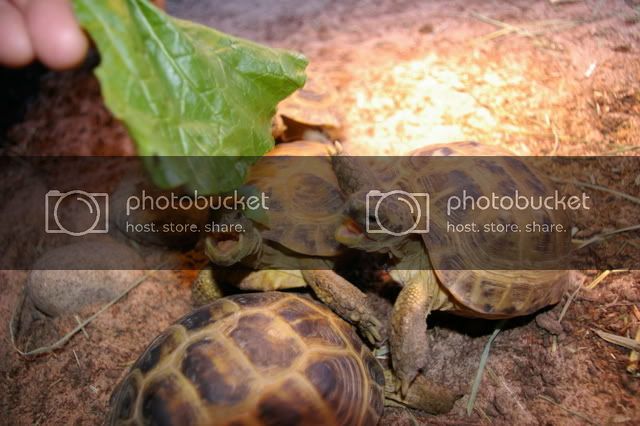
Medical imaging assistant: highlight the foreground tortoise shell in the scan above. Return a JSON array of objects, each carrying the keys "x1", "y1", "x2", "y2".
[
  {"x1": 108, "y1": 292, "x2": 385, "y2": 426},
  {"x1": 407, "y1": 141, "x2": 571, "y2": 316}
]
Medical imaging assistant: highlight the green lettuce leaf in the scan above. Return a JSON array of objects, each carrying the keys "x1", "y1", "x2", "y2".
[{"x1": 72, "y1": 0, "x2": 307, "y2": 193}]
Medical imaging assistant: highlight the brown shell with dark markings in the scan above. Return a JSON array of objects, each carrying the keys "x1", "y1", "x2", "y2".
[
  {"x1": 272, "y1": 78, "x2": 342, "y2": 142},
  {"x1": 399, "y1": 141, "x2": 571, "y2": 317},
  {"x1": 108, "y1": 292, "x2": 385, "y2": 426},
  {"x1": 246, "y1": 140, "x2": 347, "y2": 257}
]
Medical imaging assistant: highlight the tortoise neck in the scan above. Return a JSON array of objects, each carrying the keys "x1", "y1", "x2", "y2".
[{"x1": 331, "y1": 155, "x2": 380, "y2": 195}]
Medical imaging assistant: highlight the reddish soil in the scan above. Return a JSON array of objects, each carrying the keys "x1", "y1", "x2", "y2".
[{"x1": 1, "y1": 0, "x2": 639, "y2": 425}]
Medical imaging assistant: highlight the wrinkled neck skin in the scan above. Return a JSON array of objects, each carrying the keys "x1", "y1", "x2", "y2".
[
  {"x1": 388, "y1": 237, "x2": 453, "y2": 311},
  {"x1": 332, "y1": 154, "x2": 379, "y2": 194},
  {"x1": 253, "y1": 241, "x2": 334, "y2": 270},
  {"x1": 332, "y1": 150, "x2": 451, "y2": 309},
  {"x1": 237, "y1": 227, "x2": 264, "y2": 267}
]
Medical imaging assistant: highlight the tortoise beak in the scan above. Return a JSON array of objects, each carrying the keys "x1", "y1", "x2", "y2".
[{"x1": 335, "y1": 218, "x2": 365, "y2": 247}]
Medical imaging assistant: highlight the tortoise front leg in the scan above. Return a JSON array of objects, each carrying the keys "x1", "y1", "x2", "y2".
[
  {"x1": 390, "y1": 275, "x2": 434, "y2": 397},
  {"x1": 192, "y1": 266, "x2": 224, "y2": 306},
  {"x1": 302, "y1": 269, "x2": 384, "y2": 347}
]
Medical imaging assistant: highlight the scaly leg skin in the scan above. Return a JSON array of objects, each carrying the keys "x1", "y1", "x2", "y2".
[
  {"x1": 302, "y1": 269, "x2": 384, "y2": 347},
  {"x1": 390, "y1": 278, "x2": 433, "y2": 397},
  {"x1": 191, "y1": 266, "x2": 224, "y2": 306}
]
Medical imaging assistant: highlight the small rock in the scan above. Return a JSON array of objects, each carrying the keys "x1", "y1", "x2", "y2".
[
  {"x1": 561, "y1": 321, "x2": 574, "y2": 333},
  {"x1": 544, "y1": 387, "x2": 563, "y2": 402},
  {"x1": 574, "y1": 227, "x2": 601, "y2": 238},
  {"x1": 612, "y1": 44, "x2": 631, "y2": 53},
  {"x1": 418, "y1": 23, "x2": 434, "y2": 34},
  {"x1": 523, "y1": 386, "x2": 538, "y2": 399},
  {"x1": 27, "y1": 239, "x2": 144, "y2": 316},
  {"x1": 105, "y1": 369, "x2": 123, "y2": 380},
  {"x1": 435, "y1": 328, "x2": 450, "y2": 338},
  {"x1": 541, "y1": 372, "x2": 559, "y2": 387},
  {"x1": 484, "y1": 402, "x2": 500, "y2": 417},
  {"x1": 535, "y1": 312, "x2": 564, "y2": 336},
  {"x1": 615, "y1": 217, "x2": 631, "y2": 228},
  {"x1": 621, "y1": 285, "x2": 640, "y2": 302}
]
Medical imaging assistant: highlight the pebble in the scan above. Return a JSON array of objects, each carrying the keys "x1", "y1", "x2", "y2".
[
  {"x1": 26, "y1": 239, "x2": 144, "y2": 316},
  {"x1": 535, "y1": 312, "x2": 564, "y2": 336}
]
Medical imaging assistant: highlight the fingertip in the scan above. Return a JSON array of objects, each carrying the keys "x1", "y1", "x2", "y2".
[
  {"x1": 26, "y1": 0, "x2": 89, "y2": 70},
  {"x1": 0, "y1": 1, "x2": 34, "y2": 67}
]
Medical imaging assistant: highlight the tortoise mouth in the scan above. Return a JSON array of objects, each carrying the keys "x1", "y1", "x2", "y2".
[
  {"x1": 208, "y1": 230, "x2": 241, "y2": 252},
  {"x1": 204, "y1": 230, "x2": 245, "y2": 265},
  {"x1": 335, "y1": 218, "x2": 366, "y2": 246}
]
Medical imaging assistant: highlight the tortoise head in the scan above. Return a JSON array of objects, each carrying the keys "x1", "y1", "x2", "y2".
[
  {"x1": 204, "y1": 211, "x2": 262, "y2": 266},
  {"x1": 331, "y1": 151, "x2": 415, "y2": 254}
]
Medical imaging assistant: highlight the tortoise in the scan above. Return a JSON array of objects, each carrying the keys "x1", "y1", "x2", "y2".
[
  {"x1": 271, "y1": 77, "x2": 342, "y2": 143},
  {"x1": 107, "y1": 292, "x2": 458, "y2": 425},
  {"x1": 193, "y1": 140, "x2": 384, "y2": 347},
  {"x1": 327, "y1": 141, "x2": 573, "y2": 395}
]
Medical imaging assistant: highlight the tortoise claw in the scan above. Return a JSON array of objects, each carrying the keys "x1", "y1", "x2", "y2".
[
  {"x1": 302, "y1": 269, "x2": 386, "y2": 347},
  {"x1": 387, "y1": 372, "x2": 461, "y2": 414},
  {"x1": 400, "y1": 376, "x2": 411, "y2": 398},
  {"x1": 359, "y1": 315, "x2": 385, "y2": 347},
  {"x1": 387, "y1": 370, "x2": 412, "y2": 398}
]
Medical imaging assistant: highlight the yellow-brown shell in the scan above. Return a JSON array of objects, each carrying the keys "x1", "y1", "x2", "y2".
[
  {"x1": 407, "y1": 142, "x2": 571, "y2": 317},
  {"x1": 272, "y1": 78, "x2": 342, "y2": 142},
  {"x1": 108, "y1": 292, "x2": 384, "y2": 426},
  {"x1": 246, "y1": 140, "x2": 347, "y2": 257}
]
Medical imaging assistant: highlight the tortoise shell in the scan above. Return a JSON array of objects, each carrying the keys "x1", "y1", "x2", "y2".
[
  {"x1": 404, "y1": 142, "x2": 571, "y2": 317},
  {"x1": 272, "y1": 77, "x2": 342, "y2": 142},
  {"x1": 245, "y1": 140, "x2": 347, "y2": 257},
  {"x1": 108, "y1": 292, "x2": 385, "y2": 426}
]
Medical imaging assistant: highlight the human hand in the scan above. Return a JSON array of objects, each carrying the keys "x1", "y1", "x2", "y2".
[
  {"x1": 0, "y1": 0, "x2": 88, "y2": 69},
  {"x1": 0, "y1": 0, "x2": 164, "y2": 70}
]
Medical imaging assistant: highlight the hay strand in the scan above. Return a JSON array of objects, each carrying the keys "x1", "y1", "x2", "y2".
[
  {"x1": 592, "y1": 328, "x2": 640, "y2": 352},
  {"x1": 466, "y1": 320, "x2": 506, "y2": 416},
  {"x1": 550, "y1": 177, "x2": 640, "y2": 206},
  {"x1": 574, "y1": 225, "x2": 640, "y2": 250},
  {"x1": 627, "y1": 324, "x2": 640, "y2": 374},
  {"x1": 10, "y1": 268, "x2": 160, "y2": 357},
  {"x1": 538, "y1": 395, "x2": 598, "y2": 425}
]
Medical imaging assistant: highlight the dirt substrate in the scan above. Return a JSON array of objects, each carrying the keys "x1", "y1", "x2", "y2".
[{"x1": 1, "y1": 0, "x2": 640, "y2": 424}]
